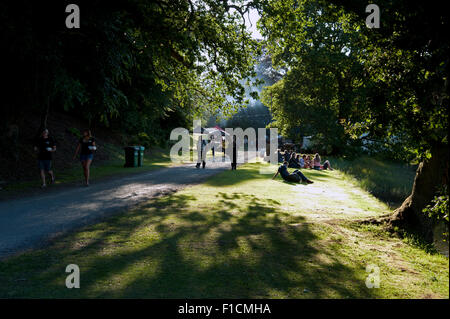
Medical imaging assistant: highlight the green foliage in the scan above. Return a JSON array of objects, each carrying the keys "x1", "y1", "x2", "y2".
[
  {"x1": 399, "y1": 230, "x2": 438, "y2": 255},
  {"x1": 129, "y1": 132, "x2": 157, "y2": 149},
  {"x1": 4, "y1": 1, "x2": 263, "y2": 144},
  {"x1": 423, "y1": 185, "x2": 449, "y2": 241},
  {"x1": 259, "y1": 0, "x2": 367, "y2": 154},
  {"x1": 67, "y1": 127, "x2": 82, "y2": 139},
  {"x1": 226, "y1": 101, "x2": 272, "y2": 129},
  {"x1": 259, "y1": 0, "x2": 448, "y2": 159}
]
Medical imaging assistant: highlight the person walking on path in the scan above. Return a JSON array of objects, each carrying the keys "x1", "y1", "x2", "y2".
[
  {"x1": 73, "y1": 129, "x2": 96, "y2": 186},
  {"x1": 196, "y1": 135, "x2": 206, "y2": 169},
  {"x1": 34, "y1": 128, "x2": 56, "y2": 188}
]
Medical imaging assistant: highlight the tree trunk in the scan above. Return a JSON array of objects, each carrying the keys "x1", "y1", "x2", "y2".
[{"x1": 389, "y1": 144, "x2": 449, "y2": 242}]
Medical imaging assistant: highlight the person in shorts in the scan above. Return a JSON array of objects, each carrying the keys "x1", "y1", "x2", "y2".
[
  {"x1": 73, "y1": 129, "x2": 96, "y2": 186},
  {"x1": 34, "y1": 128, "x2": 56, "y2": 188}
]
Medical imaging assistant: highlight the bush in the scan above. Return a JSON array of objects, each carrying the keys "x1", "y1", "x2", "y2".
[
  {"x1": 423, "y1": 185, "x2": 449, "y2": 242},
  {"x1": 67, "y1": 127, "x2": 82, "y2": 139},
  {"x1": 128, "y1": 132, "x2": 158, "y2": 149}
]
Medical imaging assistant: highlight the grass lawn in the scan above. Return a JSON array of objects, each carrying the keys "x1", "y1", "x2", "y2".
[
  {"x1": 0, "y1": 162, "x2": 448, "y2": 298},
  {"x1": 330, "y1": 156, "x2": 416, "y2": 206}
]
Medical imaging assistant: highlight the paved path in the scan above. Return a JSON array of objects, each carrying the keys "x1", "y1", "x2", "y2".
[{"x1": 0, "y1": 160, "x2": 233, "y2": 259}]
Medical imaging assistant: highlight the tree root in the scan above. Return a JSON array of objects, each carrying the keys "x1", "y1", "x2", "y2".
[{"x1": 356, "y1": 213, "x2": 392, "y2": 226}]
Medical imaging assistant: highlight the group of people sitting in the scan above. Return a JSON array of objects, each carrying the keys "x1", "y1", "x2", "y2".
[
  {"x1": 273, "y1": 150, "x2": 333, "y2": 184},
  {"x1": 280, "y1": 150, "x2": 333, "y2": 171}
]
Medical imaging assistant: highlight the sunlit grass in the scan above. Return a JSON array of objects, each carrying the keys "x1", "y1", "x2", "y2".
[
  {"x1": 329, "y1": 156, "x2": 416, "y2": 206},
  {"x1": 0, "y1": 162, "x2": 447, "y2": 298}
]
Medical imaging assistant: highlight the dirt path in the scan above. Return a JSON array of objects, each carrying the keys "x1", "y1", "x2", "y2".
[{"x1": 0, "y1": 160, "x2": 233, "y2": 259}]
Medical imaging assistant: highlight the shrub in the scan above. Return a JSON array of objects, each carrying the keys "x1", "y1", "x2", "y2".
[
  {"x1": 68, "y1": 127, "x2": 82, "y2": 139},
  {"x1": 423, "y1": 185, "x2": 449, "y2": 242}
]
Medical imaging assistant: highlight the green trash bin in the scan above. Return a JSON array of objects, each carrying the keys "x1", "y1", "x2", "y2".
[
  {"x1": 138, "y1": 146, "x2": 145, "y2": 167},
  {"x1": 124, "y1": 146, "x2": 139, "y2": 167}
]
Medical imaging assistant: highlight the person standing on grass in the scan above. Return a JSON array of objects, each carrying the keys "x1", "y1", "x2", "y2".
[
  {"x1": 34, "y1": 128, "x2": 56, "y2": 188},
  {"x1": 73, "y1": 129, "x2": 96, "y2": 186},
  {"x1": 272, "y1": 161, "x2": 313, "y2": 184}
]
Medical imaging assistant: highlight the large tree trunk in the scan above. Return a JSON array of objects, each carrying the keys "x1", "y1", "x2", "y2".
[{"x1": 389, "y1": 145, "x2": 449, "y2": 242}]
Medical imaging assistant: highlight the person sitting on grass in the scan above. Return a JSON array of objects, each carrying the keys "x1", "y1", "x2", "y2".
[
  {"x1": 284, "y1": 150, "x2": 292, "y2": 163},
  {"x1": 277, "y1": 149, "x2": 284, "y2": 163},
  {"x1": 272, "y1": 161, "x2": 313, "y2": 184},
  {"x1": 288, "y1": 153, "x2": 301, "y2": 168},
  {"x1": 305, "y1": 155, "x2": 313, "y2": 169},
  {"x1": 300, "y1": 155, "x2": 306, "y2": 168},
  {"x1": 313, "y1": 153, "x2": 333, "y2": 170},
  {"x1": 296, "y1": 154, "x2": 305, "y2": 168}
]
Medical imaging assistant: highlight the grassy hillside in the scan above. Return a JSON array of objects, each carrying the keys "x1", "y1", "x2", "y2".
[{"x1": 329, "y1": 156, "x2": 416, "y2": 206}]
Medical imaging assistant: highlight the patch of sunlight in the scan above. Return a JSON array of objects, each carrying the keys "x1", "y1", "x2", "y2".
[
  {"x1": 283, "y1": 170, "x2": 389, "y2": 220},
  {"x1": 91, "y1": 259, "x2": 161, "y2": 295}
]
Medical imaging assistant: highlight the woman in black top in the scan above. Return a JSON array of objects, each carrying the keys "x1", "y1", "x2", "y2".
[
  {"x1": 34, "y1": 128, "x2": 56, "y2": 188},
  {"x1": 288, "y1": 152, "x2": 301, "y2": 168},
  {"x1": 73, "y1": 129, "x2": 96, "y2": 186},
  {"x1": 284, "y1": 150, "x2": 292, "y2": 163}
]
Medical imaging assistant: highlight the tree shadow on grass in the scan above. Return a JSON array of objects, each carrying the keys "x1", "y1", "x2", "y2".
[{"x1": 0, "y1": 193, "x2": 376, "y2": 299}]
